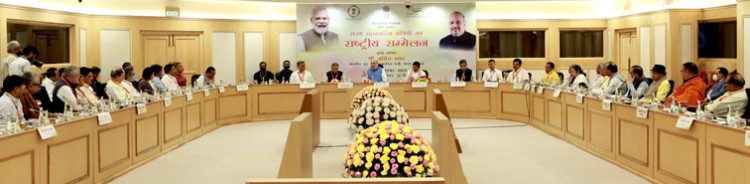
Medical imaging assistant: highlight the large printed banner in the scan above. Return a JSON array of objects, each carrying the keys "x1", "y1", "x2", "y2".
[{"x1": 296, "y1": 3, "x2": 477, "y2": 82}]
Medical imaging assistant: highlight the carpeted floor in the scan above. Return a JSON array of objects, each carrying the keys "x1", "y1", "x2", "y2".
[{"x1": 110, "y1": 118, "x2": 649, "y2": 184}]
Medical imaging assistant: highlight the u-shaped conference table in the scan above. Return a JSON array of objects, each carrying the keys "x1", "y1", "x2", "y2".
[{"x1": 0, "y1": 82, "x2": 747, "y2": 184}]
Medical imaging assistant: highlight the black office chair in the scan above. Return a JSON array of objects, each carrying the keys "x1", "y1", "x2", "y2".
[
  {"x1": 502, "y1": 70, "x2": 513, "y2": 79},
  {"x1": 101, "y1": 82, "x2": 109, "y2": 99},
  {"x1": 645, "y1": 78, "x2": 654, "y2": 85},
  {"x1": 557, "y1": 72, "x2": 564, "y2": 84},
  {"x1": 528, "y1": 73, "x2": 532, "y2": 81},
  {"x1": 667, "y1": 80, "x2": 675, "y2": 97},
  {"x1": 743, "y1": 88, "x2": 750, "y2": 119},
  {"x1": 423, "y1": 69, "x2": 429, "y2": 77}
]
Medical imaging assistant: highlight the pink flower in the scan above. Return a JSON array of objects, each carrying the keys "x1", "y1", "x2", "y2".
[
  {"x1": 410, "y1": 164, "x2": 416, "y2": 170},
  {"x1": 406, "y1": 147, "x2": 412, "y2": 154},
  {"x1": 435, "y1": 165, "x2": 440, "y2": 172},
  {"x1": 423, "y1": 161, "x2": 429, "y2": 166},
  {"x1": 404, "y1": 159, "x2": 408, "y2": 164},
  {"x1": 377, "y1": 147, "x2": 383, "y2": 153},
  {"x1": 389, "y1": 135, "x2": 395, "y2": 140},
  {"x1": 407, "y1": 172, "x2": 413, "y2": 177},
  {"x1": 390, "y1": 168, "x2": 398, "y2": 175},
  {"x1": 391, "y1": 151, "x2": 398, "y2": 157},
  {"x1": 375, "y1": 153, "x2": 381, "y2": 159},
  {"x1": 390, "y1": 158, "x2": 396, "y2": 163},
  {"x1": 363, "y1": 138, "x2": 369, "y2": 144},
  {"x1": 392, "y1": 163, "x2": 399, "y2": 169},
  {"x1": 374, "y1": 163, "x2": 381, "y2": 171},
  {"x1": 379, "y1": 140, "x2": 386, "y2": 146},
  {"x1": 418, "y1": 156, "x2": 423, "y2": 162},
  {"x1": 355, "y1": 171, "x2": 361, "y2": 177},
  {"x1": 370, "y1": 171, "x2": 377, "y2": 177},
  {"x1": 360, "y1": 152, "x2": 365, "y2": 158},
  {"x1": 398, "y1": 142, "x2": 404, "y2": 148},
  {"x1": 365, "y1": 147, "x2": 370, "y2": 152}
]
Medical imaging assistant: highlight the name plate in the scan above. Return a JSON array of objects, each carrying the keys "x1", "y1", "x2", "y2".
[
  {"x1": 98, "y1": 112, "x2": 113, "y2": 126},
  {"x1": 300, "y1": 82, "x2": 316, "y2": 89},
  {"x1": 219, "y1": 86, "x2": 226, "y2": 93},
  {"x1": 164, "y1": 98, "x2": 172, "y2": 107},
  {"x1": 576, "y1": 94, "x2": 584, "y2": 104},
  {"x1": 412, "y1": 82, "x2": 428, "y2": 88},
  {"x1": 483, "y1": 82, "x2": 498, "y2": 88},
  {"x1": 745, "y1": 131, "x2": 750, "y2": 147},
  {"x1": 337, "y1": 82, "x2": 354, "y2": 89},
  {"x1": 186, "y1": 93, "x2": 193, "y2": 101},
  {"x1": 602, "y1": 100, "x2": 612, "y2": 111},
  {"x1": 553, "y1": 89, "x2": 562, "y2": 97},
  {"x1": 204, "y1": 89, "x2": 210, "y2": 97},
  {"x1": 513, "y1": 83, "x2": 523, "y2": 90},
  {"x1": 525, "y1": 84, "x2": 532, "y2": 91},
  {"x1": 374, "y1": 82, "x2": 390, "y2": 88},
  {"x1": 136, "y1": 103, "x2": 147, "y2": 115},
  {"x1": 37, "y1": 125, "x2": 58, "y2": 140},
  {"x1": 450, "y1": 81, "x2": 466, "y2": 87},
  {"x1": 636, "y1": 107, "x2": 648, "y2": 119},
  {"x1": 675, "y1": 116, "x2": 695, "y2": 130},
  {"x1": 236, "y1": 85, "x2": 249, "y2": 92},
  {"x1": 536, "y1": 86, "x2": 544, "y2": 94}
]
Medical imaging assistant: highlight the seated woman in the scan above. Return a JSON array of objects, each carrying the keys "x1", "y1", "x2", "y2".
[
  {"x1": 566, "y1": 64, "x2": 588, "y2": 89},
  {"x1": 76, "y1": 67, "x2": 100, "y2": 107},
  {"x1": 138, "y1": 67, "x2": 156, "y2": 95}
]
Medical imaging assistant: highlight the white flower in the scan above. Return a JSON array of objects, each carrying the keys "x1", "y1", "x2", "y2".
[
  {"x1": 357, "y1": 118, "x2": 364, "y2": 124},
  {"x1": 366, "y1": 106, "x2": 373, "y2": 112},
  {"x1": 366, "y1": 112, "x2": 373, "y2": 119},
  {"x1": 390, "y1": 111, "x2": 396, "y2": 118},
  {"x1": 397, "y1": 117, "x2": 403, "y2": 122},
  {"x1": 384, "y1": 108, "x2": 391, "y2": 114},
  {"x1": 375, "y1": 107, "x2": 382, "y2": 113},
  {"x1": 366, "y1": 119, "x2": 374, "y2": 125}
]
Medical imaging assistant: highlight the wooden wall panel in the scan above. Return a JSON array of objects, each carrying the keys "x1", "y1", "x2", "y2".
[
  {"x1": 134, "y1": 114, "x2": 160, "y2": 163},
  {"x1": 0, "y1": 132, "x2": 39, "y2": 184},
  {"x1": 185, "y1": 102, "x2": 203, "y2": 138},
  {"x1": 654, "y1": 112, "x2": 706, "y2": 184},
  {"x1": 706, "y1": 125, "x2": 750, "y2": 184},
  {"x1": 589, "y1": 111, "x2": 615, "y2": 159},
  {"x1": 203, "y1": 98, "x2": 218, "y2": 129},
  {"x1": 321, "y1": 91, "x2": 348, "y2": 114},
  {"x1": 546, "y1": 100, "x2": 564, "y2": 137},
  {"x1": 531, "y1": 95, "x2": 546, "y2": 129},
  {"x1": 219, "y1": 94, "x2": 248, "y2": 119},
  {"x1": 564, "y1": 105, "x2": 586, "y2": 146},
  {"x1": 95, "y1": 109, "x2": 133, "y2": 182},
  {"x1": 43, "y1": 119, "x2": 93, "y2": 184},
  {"x1": 163, "y1": 108, "x2": 184, "y2": 148}
]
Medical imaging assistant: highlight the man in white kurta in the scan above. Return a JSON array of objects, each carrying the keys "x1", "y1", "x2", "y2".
[
  {"x1": 706, "y1": 73, "x2": 748, "y2": 117},
  {"x1": 290, "y1": 61, "x2": 315, "y2": 84},
  {"x1": 481, "y1": 59, "x2": 503, "y2": 82},
  {"x1": 0, "y1": 41, "x2": 21, "y2": 88},
  {"x1": 505, "y1": 58, "x2": 529, "y2": 84},
  {"x1": 161, "y1": 63, "x2": 180, "y2": 92},
  {"x1": 0, "y1": 76, "x2": 25, "y2": 121}
]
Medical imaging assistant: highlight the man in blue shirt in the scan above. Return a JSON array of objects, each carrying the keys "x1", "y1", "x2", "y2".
[
  {"x1": 364, "y1": 61, "x2": 387, "y2": 83},
  {"x1": 149, "y1": 64, "x2": 167, "y2": 93},
  {"x1": 706, "y1": 67, "x2": 728, "y2": 102}
]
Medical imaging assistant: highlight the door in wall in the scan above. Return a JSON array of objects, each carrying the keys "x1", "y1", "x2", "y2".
[
  {"x1": 141, "y1": 32, "x2": 203, "y2": 86},
  {"x1": 617, "y1": 31, "x2": 639, "y2": 76}
]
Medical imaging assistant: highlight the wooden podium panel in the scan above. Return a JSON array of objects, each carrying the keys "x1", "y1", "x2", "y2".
[
  {"x1": 95, "y1": 109, "x2": 133, "y2": 182},
  {"x1": 0, "y1": 131, "x2": 40, "y2": 184},
  {"x1": 653, "y1": 112, "x2": 705, "y2": 184},
  {"x1": 42, "y1": 118, "x2": 95, "y2": 184},
  {"x1": 706, "y1": 124, "x2": 750, "y2": 184}
]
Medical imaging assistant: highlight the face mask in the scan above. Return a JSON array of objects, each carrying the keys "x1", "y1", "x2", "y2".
[
  {"x1": 283, "y1": 66, "x2": 290, "y2": 70},
  {"x1": 712, "y1": 74, "x2": 718, "y2": 81},
  {"x1": 260, "y1": 67, "x2": 266, "y2": 71}
]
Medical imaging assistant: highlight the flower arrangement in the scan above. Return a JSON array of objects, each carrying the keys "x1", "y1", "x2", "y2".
[
  {"x1": 343, "y1": 121, "x2": 439, "y2": 178},
  {"x1": 351, "y1": 86, "x2": 393, "y2": 109},
  {"x1": 416, "y1": 77, "x2": 430, "y2": 83},
  {"x1": 348, "y1": 97, "x2": 409, "y2": 134}
]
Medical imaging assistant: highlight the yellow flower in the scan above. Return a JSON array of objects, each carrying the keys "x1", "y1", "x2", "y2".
[
  {"x1": 379, "y1": 134, "x2": 388, "y2": 140},
  {"x1": 403, "y1": 166, "x2": 411, "y2": 173},
  {"x1": 348, "y1": 148, "x2": 355, "y2": 154},
  {"x1": 411, "y1": 145, "x2": 421, "y2": 153},
  {"x1": 366, "y1": 152, "x2": 375, "y2": 162},
  {"x1": 409, "y1": 156, "x2": 418, "y2": 164},
  {"x1": 395, "y1": 134, "x2": 404, "y2": 140},
  {"x1": 356, "y1": 137, "x2": 363, "y2": 144},
  {"x1": 397, "y1": 155, "x2": 405, "y2": 163},
  {"x1": 370, "y1": 145, "x2": 378, "y2": 153},
  {"x1": 363, "y1": 171, "x2": 368, "y2": 178},
  {"x1": 383, "y1": 163, "x2": 390, "y2": 170},
  {"x1": 424, "y1": 155, "x2": 431, "y2": 161},
  {"x1": 428, "y1": 162, "x2": 434, "y2": 168},
  {"x1": 398, "y1": 150, "x2": 406, "y2": 156},
  {"x1": 380, "y1": 155, "x2": 390, "y2": 163},
  {"x1": 403, "y1": 127, "x2": 412, "y2": 134},
  {"x1": 416, "y1": 174, "x2": 422, "y2": 178},
  {"x1": 381, "y1": 170, "x2": 388, "y2": 176},
  {"x1": 427, "y1": 169, "x2": 434, "y2": 175},
  {"x1": 370, "y1": 138, "x2": 378, "y2": 145},
  {"x1": 353, "y1": 156, "x2": 361, "y2": 166},
  {"x1": 379, "y1": 123, "x2": 387, "y2": 129},
  {"x1": 416, "y1": 139, "x2": 422, "y2": 145},
  {"x1": 389, "y1": 143, "x2": 398, "y2": 150},
  {"x1": 365, "y1": 162, "x2": 372, "y2": 169},
  {"x1": 366, "y1": 131, "x2": 374, "y2": 138},
  {"x1": 346, "y1": 159, "x2": 352, "y2": 166},
  {"x1": 383, "y1": 147, "x2": 391, "y2": 155},
  {"x1": 390, "y1": 123, "x2": 400, "y2": 134},
  {"x1": 416, "y1": 165, "x2": 424, "y2": 173},
  {"x1": 357, "y1": 145, "x2": 365, "y2": 152}
]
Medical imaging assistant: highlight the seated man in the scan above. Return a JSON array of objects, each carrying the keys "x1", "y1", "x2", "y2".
[
  {"x1": 505, "y1": 58, "x2": 529, "y2": 84},
  {"x1": 161, "y1": 63, "x2": 180, "y2": 92},
  {"x1": 603, "y1": 62, "x2": 627, "y2": 95},
  {"x1": 706, "y1": 67, "x2": 728, "y2": 102},
  {"x1": 542, "y1": 62, "x2": 560, "y2": 85},
  {"x1": 626, "y1": 65, "x2": 649, "y2": 99},
  {"x1": 253, "y1": 62, "x2": 274, "y2": 84},
  {"x1": 20, "y1": 72, "x2": 41, "y2": 119},
  {"x1": 665, "y1": 62, "x2": 707, "y2": 108},
  {"x1": 290, "y1": 61, "x2": 315, "y2": 84},
  {"x1": 705, "y1": 72, "x2": 747, "y2": 117},
  {"x1": 481, "y1": 59, "x2": 503, "y2": 82},
  {"x1": 50, "y1": 66, "x2": 81, "y2": 112},
  {"x1": 276, "y1": 60, "x2": 293, "y2": 83},
  {"x1": 452, "y1": 59, "x2": 475, "y2": 82},
  {"x1": 406, "y1": 61, "x2": 427, "y2": 82},
  {"x1": 591, "y1": 63, "x2": 609, "y2": 90},
  {"x1": 195, "y1": 67, "x2": 216, "y2": 87},
  {"x1": 0, "y1": 76, "x2": 25, "y2": 121},
  {"x1": 642, "y1": 65, "x2": 671, "y2": 103},
  {"x1": 106, "y1": 67, "x2": 132, "y2": 103},
  {"x1": 364, "y1": 61, "x2": 387, "y2": 83},
  {"x1": 326, "y1": 63, "x2": 344, "y2": 83}
]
